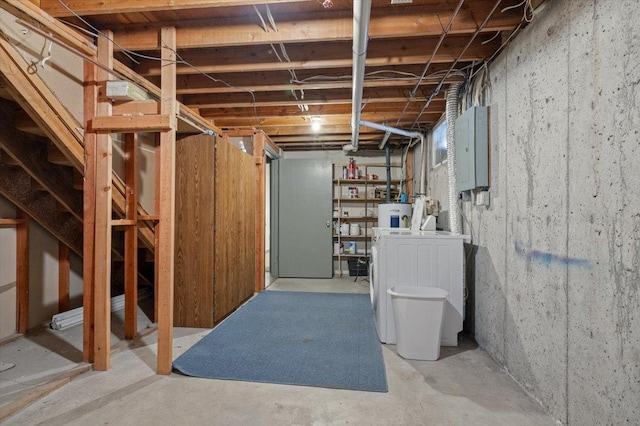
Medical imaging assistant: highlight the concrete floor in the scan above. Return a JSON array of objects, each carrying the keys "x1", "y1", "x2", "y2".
[{"x1": 1, "y1": 277, "x2": 555, "y2": 425}]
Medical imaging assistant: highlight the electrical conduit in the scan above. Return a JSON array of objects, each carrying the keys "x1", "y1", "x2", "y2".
[{"x1": 349, "y1": 0, "x2": 372, "y2": 152}]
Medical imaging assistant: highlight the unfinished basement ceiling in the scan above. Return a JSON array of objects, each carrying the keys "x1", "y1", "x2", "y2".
[{"x1": 40, "y1": 0, "x2": 532, "y2": 151}]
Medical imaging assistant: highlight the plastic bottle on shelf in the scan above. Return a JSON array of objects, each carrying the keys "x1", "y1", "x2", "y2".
[
  {"x1": 342, "y1": 166, "x2": 348, "y2": 180},
  {"x1": 348, "y1": 158, "x2": 355, "y2": 179}
]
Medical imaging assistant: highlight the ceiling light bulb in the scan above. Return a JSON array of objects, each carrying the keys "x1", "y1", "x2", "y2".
[
  {"x1": 322, "y1": 0, "x2": 333, "y2": 9},
  {"x1": 311, "y1": 117, "x2": 322, "y2": 132}
]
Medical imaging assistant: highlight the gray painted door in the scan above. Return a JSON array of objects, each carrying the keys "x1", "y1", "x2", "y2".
[{"x1": 278, "y1": 158, "x2": 332, "y2": 278}]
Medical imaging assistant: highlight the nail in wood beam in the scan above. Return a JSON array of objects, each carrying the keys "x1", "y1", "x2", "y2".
[
  {"x1": 93, "y1": 31, "x2": 114, "y2": 371},
  {"x1": 58, "y1": 241, "x2": 70, "y2": 313},
  {"x1": 83, "y1": 59, "x2": 97, "y2": 363},
  {"x1": 16, "y1": 209, "x2": 29, "y2": 334},
  {"x1": 124, "y1": 133, "x2": 138, "y2": 339},
  {"x1": 157, "y1": 26, "x2": 177, "y2": 375}
]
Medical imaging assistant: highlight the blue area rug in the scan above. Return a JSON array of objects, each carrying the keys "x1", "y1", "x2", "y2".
[{"x1": 173, "y1": 291, "x2": 388, "y2": 392}]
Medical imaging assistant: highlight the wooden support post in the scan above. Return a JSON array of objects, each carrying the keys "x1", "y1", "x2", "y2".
[
  {"x1": 82, "y1": 59, "x2": 97, "y2": 363},
  {"x1": 157, "y1": 26, "x2": 177, "y2": 375},
  {"x1": 58, "y1": 241, "x2": 70, "y2": 313},
  {"x1": 406, "y1": 149, "x2": 415, "y2": 202},
  {"x1": 93, "y1": 31, "x2": 114, "y2": 371},
  {"x1": 15, "y1": 210, "x2": 29, "y2": 334},
  {"x1": 253, "y1": 132, "x2": 266, "y2": 293},
  {"x1": 124, "y1": 133, "x2": 138, "y2": 339},
  {"x1": 154, "y1": 133, "x2": 160, "y2": 323}
]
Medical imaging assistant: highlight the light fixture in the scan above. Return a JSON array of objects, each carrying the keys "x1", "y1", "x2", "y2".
[{"x1": 310, "y1": 116, "x2": 322, "y2": 132}]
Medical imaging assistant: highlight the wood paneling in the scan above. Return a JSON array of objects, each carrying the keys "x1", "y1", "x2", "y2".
[
  {"x1": 174, "y1": 133, "x2": 256, "y2": 327},
  {"x1": 174, "y1": 133, "x2": 215, "y2": 328},
  {"x1": 214, "y1": 138, "x2": 256, "y2": 322}
]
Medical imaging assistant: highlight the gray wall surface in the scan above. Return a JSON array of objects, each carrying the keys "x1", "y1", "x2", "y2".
[{"x1": 428, "y1": 0, "x2": 640, "y2": 424}]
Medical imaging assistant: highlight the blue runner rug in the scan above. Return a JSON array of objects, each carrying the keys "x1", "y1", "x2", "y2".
[{"x1": 173, "y1": 291, "x2": 388, "y2": 392}]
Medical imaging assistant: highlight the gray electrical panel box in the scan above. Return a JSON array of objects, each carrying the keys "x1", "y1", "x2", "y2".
[{"x1": 455, "y1": 106, "x2": 489, "y2": 192}]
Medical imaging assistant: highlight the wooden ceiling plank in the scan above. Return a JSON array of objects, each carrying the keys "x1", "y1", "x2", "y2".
[{"x1": 40, "y1": 0, "x2": 315, "y2": 17}]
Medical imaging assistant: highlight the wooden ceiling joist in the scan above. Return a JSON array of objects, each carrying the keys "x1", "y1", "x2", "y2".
[
  {"x1": 40, "y1": 0, "x2": 314, "y2": 17},
  {"x1": 107, "y1": 4, "x2": 522, "y2": 51},
  {"x1": 133, "y1": 36, "x2": 499, "y2": 77}
]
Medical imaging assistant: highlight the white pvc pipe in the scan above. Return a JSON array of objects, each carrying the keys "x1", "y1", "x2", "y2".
[{"x1": 350, "y1": 0, "x2": 372, "y2": 152}]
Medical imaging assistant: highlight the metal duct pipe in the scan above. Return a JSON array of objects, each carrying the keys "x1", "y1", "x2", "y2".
[
  {"x1": 446, "y1": 83, "x2": 462, "y2": 234},
  {"x1": 349, "y1": 0, "x2": 372, "y2": 152},
  {"x1": 359, "y1": 120, "x2": 427, "y2": 195}
]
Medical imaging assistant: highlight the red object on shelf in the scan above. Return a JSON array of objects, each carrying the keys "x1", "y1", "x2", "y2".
[{"x1": 348, "y1": 157, "x2": 355, "y2": 179}]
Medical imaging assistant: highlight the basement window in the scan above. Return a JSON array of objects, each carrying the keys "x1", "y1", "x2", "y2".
[{"x1": 432, "y1": 118, "x2": 447, "y2": 168}]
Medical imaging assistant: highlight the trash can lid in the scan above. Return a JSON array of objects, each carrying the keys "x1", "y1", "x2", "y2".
[{"x1": 387, "y1": 286, "x2": 448, "y2": 299}]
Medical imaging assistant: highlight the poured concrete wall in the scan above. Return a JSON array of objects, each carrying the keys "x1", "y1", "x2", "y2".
[{"x1": 428, "y1": 0, "x2": 639, "y2": 423}]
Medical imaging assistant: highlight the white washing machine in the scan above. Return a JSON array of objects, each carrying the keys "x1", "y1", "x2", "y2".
[{"x1": 370, "y1": 228, "x2": 468, "y2": 346}]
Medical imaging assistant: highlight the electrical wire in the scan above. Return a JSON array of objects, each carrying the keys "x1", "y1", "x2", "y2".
[
  {"x1": 410, "y1": 0, "x2": 504, "y2": 130},
  {"x1": 55, "y1": 0, "x2": 259, "y2": 120}
]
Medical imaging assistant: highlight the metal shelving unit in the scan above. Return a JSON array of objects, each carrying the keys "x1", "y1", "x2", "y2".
[{"x1": 332, "y1": 163, "x2": 402, "y2": 277}]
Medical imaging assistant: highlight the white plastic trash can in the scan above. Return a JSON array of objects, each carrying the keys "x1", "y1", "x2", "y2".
[{"x1": 388, "y1": 286, "x2": 449, "y2": 361}]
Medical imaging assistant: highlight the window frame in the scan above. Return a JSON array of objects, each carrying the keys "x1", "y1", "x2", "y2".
[{"x1": 431, "y1": 116, "x2": 448, "y2": 168}]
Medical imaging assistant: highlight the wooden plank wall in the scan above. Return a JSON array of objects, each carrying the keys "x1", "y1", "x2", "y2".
[
  {"x1": 174, "y1": 134, "x2": 216, "y2": 328},
  {"x1": 214, "y1": 139, "x2": 256, "y2": 323}
]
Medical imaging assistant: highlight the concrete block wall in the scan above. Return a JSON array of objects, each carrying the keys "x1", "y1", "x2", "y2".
[{"x1": 428, "y1": 0, "x2": 640, "y2": 423}]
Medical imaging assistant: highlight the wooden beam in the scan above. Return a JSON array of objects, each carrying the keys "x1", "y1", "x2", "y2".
[
  {"x1": 183, "y1": 88, "x2": 445, "y2": 110},
  {"x1": 16, "y1": 209, "x2": 29, "y2": 334},
  {"x1": 157, "y1": 26, "x2": 177, "y2": 376},
  {"x1": 40, "y1": 0, "x2": 313, "y2": 17},
  {"x1": 82, "y1": 59, "x2": 97, "y2": 363},
  {"x1": 200, "y1": 100, "x2": 446, "y2": 119},
  {"x1": 153, "y1": 132, "x2": 160, "y2": 324},
  {"x1": 0, "y1": 37, "x2": 84, "y2": 171},
  {"x1": 0, "y1": 33, "x2": 156, "y2": 252},
  {"x1": 92, "y1": 30, "x2": 114, "y2": 371},
  {"x1": 110, "y1": 5, "x2": 522, "y2": 51},
  {"x1": 135, "y1": 36, "x2": 496, "y2": 77},
  {"x1": 124, "y1": 133, "x2": 138, "y2": 340},
  {"x1": 91, "y1": 114, "x2": 174, "y2": 132},
  {"x1": 112, "y1": 101, "x2": 159, "y2": 116},
  {"x1": 0, "y1": 164, "x2": 83, "y2": 255},
  {"x1": 0, "y1": 0, "x2": 96, "y2": 57},
  {"x1": 58, "y1": 241, "x2": 70, "y2": 313},
  {"x1": 0, "y1": 218, "x2": 25, "y2": 226},
  {"x1": 213, "y1": 112, "x2": 442, "y2": 128},
  {"x1": 253, "y1": 132, "x2": 265, "y2": 293}
]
